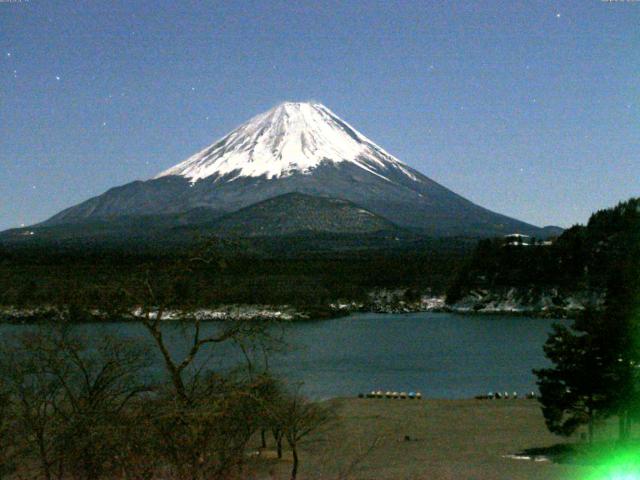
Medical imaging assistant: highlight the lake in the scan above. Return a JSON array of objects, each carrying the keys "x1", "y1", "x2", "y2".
[{"x1": 0, "y1": 312, "x2": 565, "y2": 399}]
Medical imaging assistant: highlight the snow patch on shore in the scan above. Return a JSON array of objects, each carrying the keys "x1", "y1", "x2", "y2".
[{"x1": 449, "y1": 287, "x2": 605, "y2": 317}]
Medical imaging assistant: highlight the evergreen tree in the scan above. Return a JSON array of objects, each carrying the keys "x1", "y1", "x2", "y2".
[
  {"x1": 534, "y1": 312, "x2": 613, "y2": 442},
  {"x1": 534, "y1": 198, "x2": 640, "y2": 442}
]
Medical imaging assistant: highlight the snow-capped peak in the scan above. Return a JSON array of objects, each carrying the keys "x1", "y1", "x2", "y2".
[{"x1": 155, "y1": 101, "x2": 418, "y2": 183}]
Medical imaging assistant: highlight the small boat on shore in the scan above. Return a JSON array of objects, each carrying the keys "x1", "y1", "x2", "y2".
[{"x1": 361, "y1": 390, "x2": 422, "y2": 399}]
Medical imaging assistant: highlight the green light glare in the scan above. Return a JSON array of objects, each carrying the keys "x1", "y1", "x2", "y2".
[{"x1": 584, "y1": 446, "x2": 640, "y2": 480}]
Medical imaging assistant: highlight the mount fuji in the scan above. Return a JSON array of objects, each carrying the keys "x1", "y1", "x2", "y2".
[{"x1": 30, "y1": 102, "x2": 553, "y2": 238}]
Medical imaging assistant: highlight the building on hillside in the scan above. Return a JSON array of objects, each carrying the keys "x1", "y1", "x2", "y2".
[
  {"x1": 503, "y1": 233, "x2": 555, "y2": 247},
  {"x1": 504, "y1": 233, "x2": 531, "y2": 246}
]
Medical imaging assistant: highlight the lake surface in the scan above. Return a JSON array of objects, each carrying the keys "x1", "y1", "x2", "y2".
[{"x1": 0, "y1": 312, "x2": 565, "y2": 399}]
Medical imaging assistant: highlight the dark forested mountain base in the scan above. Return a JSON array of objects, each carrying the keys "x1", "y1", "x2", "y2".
[
  {"x1": 2, "y1": 198, "x2": 637, "y2": 320},
  {"x1": 446, "y1": 198, "x2": 640, "y2": 309},
  {"x1": 0, "y1": 235, "x2": 474, "y2": 317}
]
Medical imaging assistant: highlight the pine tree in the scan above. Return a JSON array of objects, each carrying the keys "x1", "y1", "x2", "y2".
[
  {"x1": 534, "y1": 198, "x2": 640, "y2": 443},
  {"x1": 534, "y1": 312, "x2": 613, "y2": 442}
]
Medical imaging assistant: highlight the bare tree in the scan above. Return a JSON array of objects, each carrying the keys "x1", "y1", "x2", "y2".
[
  {"x1": 134, "y1": 238, "x2": 280, "y2": 404},
  {"x1": 0, "y1": 330, "x2": 65, "y2": 480},
  {"x1": 266, "y1": 386, "x2": 333, "y2": 480},
  {"x1": 0, "y1": 325, "x2": 150, "y2": 480},
  {"x1": 139, "y1": 311, "x2": 283, "y2": 479},
  {"x1": 51, "y1": 329, "x2": 150, "y2": 480},
  {"x1": 126, "y1": 240, "x2": 288, "y2": 479}
]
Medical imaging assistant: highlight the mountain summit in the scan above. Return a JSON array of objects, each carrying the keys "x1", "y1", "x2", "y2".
[
  {"x1": 156, "y1": 102, "x2": 418, "y2": 184},
  {"x1": 38, "y1": 101, "x2": 549, "y2": 237}
]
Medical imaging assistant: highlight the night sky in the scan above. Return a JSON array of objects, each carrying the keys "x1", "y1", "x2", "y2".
[{"x1": 1, "y1": 0, "x2": 638, "y2": 231}]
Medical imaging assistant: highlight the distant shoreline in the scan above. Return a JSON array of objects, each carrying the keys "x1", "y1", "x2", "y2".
[{"x1": 0, "y1": 302, "x2": 574, "y2": 324}]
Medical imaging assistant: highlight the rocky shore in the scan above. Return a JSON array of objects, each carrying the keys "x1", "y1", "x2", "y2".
[
  {"x1": 446, "y1": 286, "x2": 605, "y2": 318},
  {"x1": 332, "y1": 286, "x2": 605, "y2": 318},
  {"x1": 0, "y1": 286, "x2": 605, "y2": 323}
]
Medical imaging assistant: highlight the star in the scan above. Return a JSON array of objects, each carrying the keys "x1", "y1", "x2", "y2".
[
  {"x1": 55, "y1": 75, "x2": 61, "y2": 81},
  {"x1": 556, "y1": 13, "x2": 561, "y2": 18},
  {"x1": 6, "y1": 52, "x2": 11, "y2": 57},
  {"x1": 102, "y1": 121, "x2": 107, "y2": 127},
  {"x1": 191, "y1": 86, "x2": 196, "y2": 91}
]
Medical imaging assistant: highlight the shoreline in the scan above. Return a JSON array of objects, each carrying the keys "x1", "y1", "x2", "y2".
[
  {"x1": 0, "y1": 285, "x2": 602, "y2": 323},
  {"x1": 0, "y1": 301, "x2": 578, "y2": 324}
]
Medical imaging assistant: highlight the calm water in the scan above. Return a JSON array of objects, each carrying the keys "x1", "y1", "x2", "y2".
[{"x1": 0, "y1": 312, "x2": 565, "y2": 399}]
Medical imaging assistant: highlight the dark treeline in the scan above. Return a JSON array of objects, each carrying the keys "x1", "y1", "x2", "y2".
[
  {"x1": 533, "y1": 199, "x2": 640, "y2": 444},
  {"x1": 0, "y1": 236, "x2": 474, "y2": 313},
  {"x1": 3, "y1": 198, "x2": 639, "y2": 314},
  {"x1": 446, "y1": 197, "x2": 640, "y2": 302}
]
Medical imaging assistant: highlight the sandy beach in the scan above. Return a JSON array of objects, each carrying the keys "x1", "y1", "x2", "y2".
[{"x1": 254, "y1": 397, "x2": 594, "y2": 480}]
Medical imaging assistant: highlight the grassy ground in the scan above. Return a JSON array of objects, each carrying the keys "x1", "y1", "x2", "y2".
[{"x1": 252, "y1": 398, "x2": 600, "y2": 480}]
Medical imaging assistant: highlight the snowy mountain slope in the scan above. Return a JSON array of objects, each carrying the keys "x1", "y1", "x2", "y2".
[
  {"x1": 38, "y1": 101, "x2": 549, "y2": 237},
  {"x1": 156, "y1": 102, "x2": 418, "y2": 183}
]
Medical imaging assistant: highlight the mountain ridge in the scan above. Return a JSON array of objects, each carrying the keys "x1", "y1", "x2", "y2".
[
  {"x1": 209, "y1": 192, "x2": 401, "y2": 237},
  {"x1": 28, "y1": 101, "x2": 555, "y2": 238}
]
